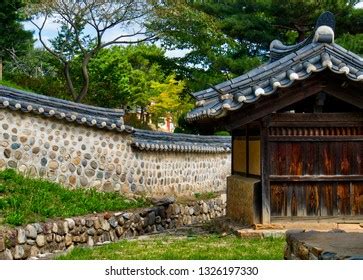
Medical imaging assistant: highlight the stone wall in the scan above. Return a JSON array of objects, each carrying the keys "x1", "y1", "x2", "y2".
[
  {"x1": 0, "y1": 197, "x2": 226, "y2": 260},
  {"x1": 0, "y1": 110, "x2": 230, "y2": 196}
]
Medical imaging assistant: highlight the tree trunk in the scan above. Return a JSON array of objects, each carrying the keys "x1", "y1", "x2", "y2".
[
  {"x1": 64, "y1": 62, "x2": 77, "y2": 100},
  {"x1": 75, "y1": 54, "x2": 91, "y2": 103},
  {"x1": 0, "y1": 57, "x2": 3, "y2": 81}
]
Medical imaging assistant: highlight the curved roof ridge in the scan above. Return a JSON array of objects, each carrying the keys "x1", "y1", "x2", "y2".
[{"x1": 187, "y1": 12, "x2": 363, "y2": 122}]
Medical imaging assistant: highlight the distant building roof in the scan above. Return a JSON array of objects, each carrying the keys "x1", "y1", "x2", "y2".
[{"x1": 186, "y1": 12, "x2": 363, "y2": 122}]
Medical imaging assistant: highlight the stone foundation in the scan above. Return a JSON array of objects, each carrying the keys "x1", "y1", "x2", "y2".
[
  {"x1": 226, "y1": 175, "x2": 261, "y2": 225},
  {"x1": 0, "y1": 197, "x2": 226, "y2": 260}
]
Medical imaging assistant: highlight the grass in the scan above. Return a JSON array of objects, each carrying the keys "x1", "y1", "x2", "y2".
[
  {"x1": 57, "y1": 235, "x2": 285, "y2": 260},
  {"x1": 0, "y1": 80, "x2": 31, "y2": 91},
  {"x1": 194, "y1": 191, "x2": 218, "y2": 200},
  {"x1": 0, "y1": 169, "x2": 149, "y2": 226}
]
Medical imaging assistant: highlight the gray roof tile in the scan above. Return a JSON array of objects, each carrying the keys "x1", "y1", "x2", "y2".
[{"x1": 187, "y1": 12, "x2": 363, "y2": 122}]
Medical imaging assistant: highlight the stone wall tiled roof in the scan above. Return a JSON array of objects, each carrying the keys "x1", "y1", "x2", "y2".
[
  {"x1": 186, "y1": 12, "x2": 363, "y2": 122},
  {"x1": 0, "y1": 85, "x2": 231, "y2": 153},
  {"x1": 0, "y1": 85, "x2": 134, "y2": 132},
  {"x1": 131, "y1": 129, "x2": 231, "y2": 153}
]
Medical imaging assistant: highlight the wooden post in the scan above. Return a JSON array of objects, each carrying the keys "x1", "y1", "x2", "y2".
[
  {"x1": 261, "y1": 117, "x2": 271, "y2": 224},
  {"x1": 246, "y1": 124, "x2": 250, "y2": 176},
  {"x1": 0, "y1": 57, "x2": 3, "y2": 81}
]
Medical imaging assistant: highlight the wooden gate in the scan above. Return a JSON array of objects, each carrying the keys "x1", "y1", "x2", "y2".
[{"x1": 265, "y1": 113, "x2": 363, "y2": 222}]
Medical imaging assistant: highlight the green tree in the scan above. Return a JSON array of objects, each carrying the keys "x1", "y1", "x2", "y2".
[
  {"x1": 84, "y1": 45, "x2": 192, "y2": 128},
  {"x1": 0, "y1": 0, "x2": 33, "y2": 80},
  {"x1": 148, "y1": 0, "x2": 363, "y2": 92},
  {"x1": 149, "y1": 75, "x2": 192, "y2": 128},
  {"x1": 336, "y1": 33, "x2": 363, "y2": 55},
  {"x1": 4, "y1": 48, "x2": 68, "y2": 100},
  {"x1": 28, "y1": 0, "x2": 156, "y2": 102}
]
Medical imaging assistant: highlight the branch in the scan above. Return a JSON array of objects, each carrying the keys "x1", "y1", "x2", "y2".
[
  {"x1": 100, "y1": 34, "x2": 157, "y2": 49},
  {"x1": 30, "y1": 15, "x2": 66, "y2": 64}
]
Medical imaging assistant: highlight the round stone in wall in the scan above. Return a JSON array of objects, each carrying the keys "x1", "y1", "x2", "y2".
[
  {"x1": 20, "y1": 136, "x2": 27, "y2": 143},
  {"x1": 32, "y1": 147, "x2": 40, "y2": 154},
  {"x1": 49, "y1": 160, "x2": 59, "y2": 170},
  {"x1": 69, "y1": 175, "x2": 77, "y2": 186},
  {"x1": 41, "y1": 158, "x2": 47, "y2": 166},
  {"x1": 11, "y1": 143, "x2": 20, "y2": 150},
  {"x1": 102, "y1": 181, "x2": 113, "y2": 192},
  {"x1": 18, "y1": 164, "x2": 27, "y2": 174},
  {"x1": 7, "y1": 160, "x2": 17, "y2": 168},
  {"x1": 0, "y1": 141, "x2": 8, "y2": 147},
  {"x1": 4, "y1": 149, "x2": 11, "y2": 158},
  {"x1": 14, "y1": 151, "x2": 22, "y2": 160},
  {"x1": 80, "y1": 176, "x2": 88, "y2": 186},
  {"x1": 85, "y1": 169, "x2": 95, "y2": 178},
  {"x1": 39, "y1": 167, "x2": 46, "y2": 177},
  {"x1": 68, "y1": 163, "x2": 76, "y2": 173},
  {"x1": 96, "y1": 171, "x2": 103, "y2": 179},
  {"x1": 58, "y1": 175, "x2": 66, "y2": 184},
  {"x1": 28, "y1": 165, "x2": 37, "y2": 176},
  {"x1": 49, "y1": 151, "x2": 57, "y2": 160}
]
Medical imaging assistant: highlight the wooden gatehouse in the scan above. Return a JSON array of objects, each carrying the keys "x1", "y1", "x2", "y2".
[{"x1": 187, "y1": 12, "x2": 363, "y2": 224}]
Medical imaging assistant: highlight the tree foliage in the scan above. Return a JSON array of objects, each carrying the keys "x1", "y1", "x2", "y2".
[
  {"x1": 84, "y1": 45, "x2": 192, "y2": 128},
  {"x1": 149, "y1": 75, "x2": 192, "y2": 128},
  {"x1": 148, "y1": 0, "x2": 363, "y2": 92},
  {"x1": 0, "y1": 0, "x2": 33, "y2": 80},
  {"x1": 27, "y1": 0, "x2": 156, "y2": 102}
]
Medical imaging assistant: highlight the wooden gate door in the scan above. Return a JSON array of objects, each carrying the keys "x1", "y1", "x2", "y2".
[{"x1": 266, "y1": 113, "x2": 363, "y2": 222}]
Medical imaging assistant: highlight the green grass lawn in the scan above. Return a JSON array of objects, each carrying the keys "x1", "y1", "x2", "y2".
[
  {"x1": 57, "y1": 235, "x2": 285, "y2": 260},
  {"x1": 0, "y1": 169, "x2": 149, "y2": 226}
]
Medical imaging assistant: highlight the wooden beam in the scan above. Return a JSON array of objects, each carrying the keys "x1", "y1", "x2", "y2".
[
  {"x1": 225, "y1": 79, "x2": 323, "y2": 130},
  {"x1": 268, "y1": 136, "x2": 363, "y2": 142},
  {"x1": 269, "y1": 112, "x2": 363, "y2": 123},
  {"x1": 269, "y1": 175, "x2": 363, "y2": 182},
  {"x1": 260, "y1": 117, "x2": 271, "y2": 224}
]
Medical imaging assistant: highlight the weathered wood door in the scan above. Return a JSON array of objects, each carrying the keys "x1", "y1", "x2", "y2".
[{"x1": 266, "y1": 113, "x2": 363, "y2": 222}]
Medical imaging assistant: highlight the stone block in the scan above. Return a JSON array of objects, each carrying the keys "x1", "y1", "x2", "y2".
[
  {"x1": 0, "y1": 249, "x2": 13, "y2": 260},
  {"x1": 226, "y1": 175, "x2": 261, "y2": 225},
  {"x1": 36, "y1": 235, "x2": 46, "y2": 247},
  {"x1": 17, "y1": 228, "x2": 26, "y2": 244},
  {"x1": 0, "y1": 234, "x2": 5, "y2": 252},
  {"x1": 25, "y1": 225, "x2": 37, "y2": 239},
  {"x1": 14, "y1": 245, "x2": 25, "y2": 259}
]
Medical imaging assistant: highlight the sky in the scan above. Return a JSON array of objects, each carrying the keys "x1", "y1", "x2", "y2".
[
  {"x1": 23, "y1": 16, "x2": 189, "y2": 58},
  {"x1": 23, "y1": 1, "x2": 363, "y2": 58}
]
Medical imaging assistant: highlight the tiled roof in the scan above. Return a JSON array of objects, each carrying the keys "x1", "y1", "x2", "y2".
[
  {"x1": 131, "y1": 129, "x2": 231, "y2": 153},
  {"x1": 186, "y1": 12, "x2": 363, "y2": 122},
  {"x1": 0, "y1": 85, "x2": 133, "y2": 132},
  {"x1": 0, "y1": 86, "x2": 231, "y2": 153}
]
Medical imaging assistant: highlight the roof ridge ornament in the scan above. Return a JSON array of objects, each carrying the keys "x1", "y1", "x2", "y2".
[{"x1": 269, "y1": 11, "x2": 336, "y2": 62}]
